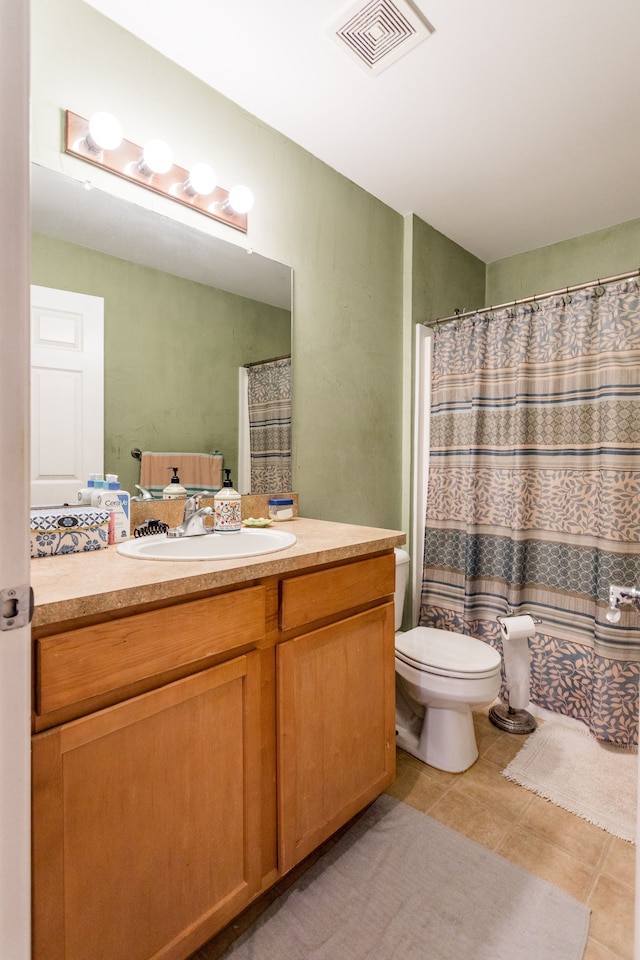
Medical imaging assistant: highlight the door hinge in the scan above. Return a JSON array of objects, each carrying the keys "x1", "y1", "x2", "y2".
[{"x1": 1, "y1": 585, "x2": 34, "y2": 631}]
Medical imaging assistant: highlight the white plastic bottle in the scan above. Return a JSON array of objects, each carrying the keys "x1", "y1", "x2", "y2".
[
  {"x1": 77, "y1": 472, "x2": 102, "y2": 504},
  {"x1": 92, "y1": 474, "x2": 131, "y2": 542},
  {"x1": 214, "y1": 470, "x2": 241, "y2": 533},
  {"x1": 89, "y1": 476, "x2": 107, "y2": 502}
]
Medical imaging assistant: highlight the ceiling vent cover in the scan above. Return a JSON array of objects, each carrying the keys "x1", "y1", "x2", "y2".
[{"x1": 328, "y1": 0, "x2": 434, "y2": 76}]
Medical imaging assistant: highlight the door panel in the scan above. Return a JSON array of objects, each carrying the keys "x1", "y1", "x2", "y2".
[
  {"x1": 30, "y1": 285, "x2": 103, "y2": 505},
  {"x1": 32, "y1": 655, "x2": 262, "y2": 960},
  {"x1": 0, "y1": 6, "x2": 30, "y2": 957},
  {"x1": 277, "y1": 603, "x2": 395, "y2": 871}
]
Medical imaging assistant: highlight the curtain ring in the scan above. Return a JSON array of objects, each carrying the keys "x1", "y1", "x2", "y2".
[
  {"x1": 531, "y1": 297, "x2": 539, "y2": 312},
  {"x1": 595, "y1": 281, "x2": 605, "y2": 296}
]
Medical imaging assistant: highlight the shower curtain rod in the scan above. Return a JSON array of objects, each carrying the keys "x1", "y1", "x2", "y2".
[
  {"x1": 243, "y1": 353, "x2": 291, "y2": 368},
  {"x1": 423, "y1": 267, "x2": 640, "y2": 329}
]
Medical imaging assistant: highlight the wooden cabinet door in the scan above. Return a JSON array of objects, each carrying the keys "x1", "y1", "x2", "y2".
[
  {"x1": 277, "y1": 603, "x2": 396, "y2": 872},
  {"x1": 32, "y1": 654, "x2": 262, "y2": 960}
]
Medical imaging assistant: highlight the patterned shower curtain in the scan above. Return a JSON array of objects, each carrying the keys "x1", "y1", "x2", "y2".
[
  {"x1": 247, "y1": 357, "x2": 292, "y2": 494},
  {"x1": 421, "y1": 278, "x2": 640, "y2": 745}
]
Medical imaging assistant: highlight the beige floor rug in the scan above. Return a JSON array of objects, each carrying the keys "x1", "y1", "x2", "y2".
[
  {"x1": 222, "y1": 795, "x2": 589, "y2": 960},
  {"x1": 503, "y1": 722, "x2": 637, "y2": 843}
]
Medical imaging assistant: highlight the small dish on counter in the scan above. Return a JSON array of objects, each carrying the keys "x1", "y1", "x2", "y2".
[{"x1": 242, "y1": 517, "x2": 273, "y2": 527}]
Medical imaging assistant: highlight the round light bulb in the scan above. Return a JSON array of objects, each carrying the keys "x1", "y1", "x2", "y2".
[
  {"x1": 227, "y1": 185, "x2": 254, "y2": 215},
  {"x1": 606, "y1": 606, "x2": 621, "y2": 624},
  {"x1": 140, "y1": 139, "x2": 174, "y2": 175},
  {"x1": 185, "y1": 162, "x2": 216, "y2": 197},
  {"x1": 86, "y1": 112, "x2": 123, "y2": 152}
]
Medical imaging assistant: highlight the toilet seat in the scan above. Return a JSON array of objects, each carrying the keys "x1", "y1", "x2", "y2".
[{"x1": 396, "y1": 626, "x2": 501, "y2": 680}]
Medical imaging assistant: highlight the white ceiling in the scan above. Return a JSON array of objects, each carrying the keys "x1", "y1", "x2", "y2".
[
  {"x1": 83, "y1": 0, "x2": 640, "y2": 263},
  {"x1": 31, "y1": 165, "x2": 293, "y2": 309}
]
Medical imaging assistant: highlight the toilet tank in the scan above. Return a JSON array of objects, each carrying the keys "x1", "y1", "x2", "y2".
[{"x1": 394, "y1": 548, "x2": 411, "y2": 631}]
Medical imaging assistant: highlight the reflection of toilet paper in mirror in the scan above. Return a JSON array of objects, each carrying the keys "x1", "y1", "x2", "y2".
[{"x1": 499, "y1": 616, "x2": 537, "y2": 711}]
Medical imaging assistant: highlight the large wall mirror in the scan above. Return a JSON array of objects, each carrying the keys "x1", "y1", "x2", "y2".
[{"x1": 30, "y1": 164, "x2": 292, "y2": 504}]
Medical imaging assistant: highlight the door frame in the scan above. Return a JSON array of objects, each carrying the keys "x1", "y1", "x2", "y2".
[{"x1": 0, "y1": 1, "x2": 32, "y2": 957}]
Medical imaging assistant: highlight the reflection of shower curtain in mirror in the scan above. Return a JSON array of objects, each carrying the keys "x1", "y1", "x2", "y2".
[
  {"x1": 420, "y1": 278, "x2": 640, "y2": 745},
  {"x1": 247, "y1": 357, "x2": 292, "y2": 494}
]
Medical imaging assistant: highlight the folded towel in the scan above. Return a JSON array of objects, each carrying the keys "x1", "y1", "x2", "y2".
[{"x1": 140, "y1": 452, "x2": 223, "y2": 498}]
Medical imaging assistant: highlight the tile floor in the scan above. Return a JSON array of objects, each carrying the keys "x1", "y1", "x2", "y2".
[
  {"x1": 194, "y1": 707, "x2": 636, "y2": 960},
  {"x1": 386, "y1": 708, "x2": 636, "y2": 960}
]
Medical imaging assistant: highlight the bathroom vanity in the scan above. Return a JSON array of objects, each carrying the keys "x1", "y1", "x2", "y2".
[{"x1": 30, "y1": 517, "x2": 404, "y2": 960}]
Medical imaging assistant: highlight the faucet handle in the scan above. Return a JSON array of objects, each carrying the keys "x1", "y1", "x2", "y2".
[
  {"x1": 183, "y1": 493, "x2": 200, "y2": 517},
  {"x1": 182, "y1": 491, "x2": 211, "y2": 518}
]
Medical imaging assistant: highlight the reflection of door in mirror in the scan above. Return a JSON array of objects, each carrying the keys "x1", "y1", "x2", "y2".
[{"x1": 30, "y1": 286, "x2": 104, "y2": 506}]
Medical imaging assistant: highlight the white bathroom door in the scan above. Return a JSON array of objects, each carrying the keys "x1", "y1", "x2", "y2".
[
  {"x1": 0, "y1": 3, "x2": 31, "y2": 957},
  {"x1": 30, "y1": 285, "x2": 104, "y2": 506}
]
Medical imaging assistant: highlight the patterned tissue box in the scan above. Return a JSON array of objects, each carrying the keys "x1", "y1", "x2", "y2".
[{"x1": 30, "y1": 507, "x2": 111, "y2": 558}]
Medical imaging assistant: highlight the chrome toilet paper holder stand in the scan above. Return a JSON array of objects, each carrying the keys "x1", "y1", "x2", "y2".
[{"x1": 489, "y1": 610, "x2": 542, "y2": 735}]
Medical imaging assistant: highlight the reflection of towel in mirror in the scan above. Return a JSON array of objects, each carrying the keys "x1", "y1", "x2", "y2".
[{"x1": 139, "y1": 452, "x2": 223, "y2": 498}]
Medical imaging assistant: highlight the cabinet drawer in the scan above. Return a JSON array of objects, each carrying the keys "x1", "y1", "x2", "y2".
[
  {"x1": 36, "y1": 586, "x2": 265, "y2": 715},
  {"x1": 279, "y1": 553, "x2": 395, "y2": 631}
]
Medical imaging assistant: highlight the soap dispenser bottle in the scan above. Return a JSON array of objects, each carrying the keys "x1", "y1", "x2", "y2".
[
  {"x1": 89, "y1": 476, "x2": 107, "y2": 506},
  {"x1": 163, "y1": 467, "x2": 188, "y2": 500},
  {"x1": 105, "y1": 474, "x2": 130, "y2": 542},
  {"x1": 90, "y1": 474, "x2": 131, "y2": 543},
  {"x1": 214, "y1": 470, "x2": 241, "y2": 533},
  {"x1": 77, "y1": 473, "x2": 101, "y2": 505}
]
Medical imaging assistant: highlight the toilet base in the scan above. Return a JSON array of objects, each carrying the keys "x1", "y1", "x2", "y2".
[{"x1": 396, "y1": 703, "x2": 479, "y2": 773}]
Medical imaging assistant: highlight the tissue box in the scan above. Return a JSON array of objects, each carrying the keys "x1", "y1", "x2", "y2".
[{"x1": 30, "y1": 506, "x2": 111, "y2": 558}]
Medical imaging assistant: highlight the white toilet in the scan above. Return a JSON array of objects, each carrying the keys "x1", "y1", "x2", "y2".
[{"x1": 394, "y1": 549, "x2": 502, "y2": 773}]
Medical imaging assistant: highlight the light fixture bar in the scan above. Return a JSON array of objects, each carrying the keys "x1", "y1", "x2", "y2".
[{"x1": 64, "y1": 111, "x2": 249, "y2": 233}]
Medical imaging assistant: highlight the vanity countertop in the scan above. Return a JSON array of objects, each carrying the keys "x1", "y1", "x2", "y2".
[{"x1": 30, "y1": 517, "x2": 406, "y2": 630}]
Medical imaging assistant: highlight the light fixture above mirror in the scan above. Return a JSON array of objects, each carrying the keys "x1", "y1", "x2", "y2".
[{"x1": 65, "y1": 110, "x2": 254, "y2": 232}]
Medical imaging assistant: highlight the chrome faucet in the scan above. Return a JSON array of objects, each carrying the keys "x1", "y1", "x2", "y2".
[
  {"x1": 166, "y1": 493, "x2": 213, "y2": 538},
  {"x1": 132, "y1": 484, "x2": 154, "y2": 501},
  {"x1": 606, "y1": 584, "x2": 640, "y2": 623}
]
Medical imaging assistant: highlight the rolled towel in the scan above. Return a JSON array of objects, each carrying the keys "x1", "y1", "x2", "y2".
[{"x1": 140, "y1": 452, "x2": 223, "y2": 498}]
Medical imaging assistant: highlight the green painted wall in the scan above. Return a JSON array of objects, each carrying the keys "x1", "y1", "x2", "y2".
[
  {"x1": 411, "y1": 216, "x2": 485, "y2": 322},
  {"x1": 31, "y1": 233, "x2": 290, "y2": 496},
  {"x1": 486, "y1": 218, "x2": 640, "y2": 304},
  {"x1": 31, "y1": 0, "x2": 405, "y2": 529},
  {"x1": 399, "y1": 216, "x2": 485, "y2": 583},
  {"x1": 36, "y1": 0, "x2": 635, "y2": 532}
]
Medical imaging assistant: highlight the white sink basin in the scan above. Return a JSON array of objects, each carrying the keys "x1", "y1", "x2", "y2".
[{"x1": 116, "y1": 528, "x2": 297, "y2": 561}]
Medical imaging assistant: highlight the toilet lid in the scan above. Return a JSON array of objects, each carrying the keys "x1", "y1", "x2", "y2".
[{"x1": 395, "y1": 626, "x2": 502, "y2": 679}]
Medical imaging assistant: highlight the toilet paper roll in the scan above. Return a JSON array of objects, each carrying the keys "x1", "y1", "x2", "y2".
[
  {"x1": 499, "y1": 615, "x2": 537, "y2": 712},
  {"x1": 499, "y1": 615, "x2": 537, "y2": 642}
]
